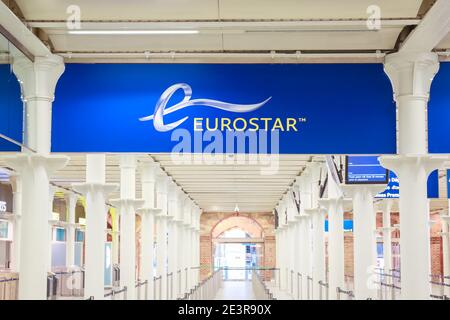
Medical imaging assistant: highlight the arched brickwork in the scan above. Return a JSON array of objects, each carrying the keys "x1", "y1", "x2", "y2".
[{"x1": 200, "y1": 212, "x2": 275, "y2": 279}]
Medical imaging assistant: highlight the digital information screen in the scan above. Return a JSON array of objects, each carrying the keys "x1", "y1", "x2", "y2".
[{"x1": 345, "y1": 155, "x2": 388, "y2": 184}]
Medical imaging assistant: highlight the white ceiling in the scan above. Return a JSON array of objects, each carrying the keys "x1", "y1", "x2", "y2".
[
  {"x1": 8, "y1": 0, "x2": 444, "y2": 63},
  {"x1": 0, "y1": 153, "x2": 313, "y2": 212}
]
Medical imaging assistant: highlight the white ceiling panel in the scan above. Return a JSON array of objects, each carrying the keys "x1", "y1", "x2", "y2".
[{"x1": 223, "y1": 29, "x2": 402, "y2": 51}]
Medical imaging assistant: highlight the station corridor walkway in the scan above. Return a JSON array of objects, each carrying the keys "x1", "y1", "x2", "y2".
[{"x1": 214, "y1": 281, "x2": 256, "y2": 300}]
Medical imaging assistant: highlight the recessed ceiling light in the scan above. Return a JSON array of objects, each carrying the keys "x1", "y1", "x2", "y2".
[{"x1": 68, "y1": 30, "x2": 199, "y2": 35}]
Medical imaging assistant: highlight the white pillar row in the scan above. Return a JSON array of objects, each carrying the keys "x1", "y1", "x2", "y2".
[
  {"x1": 137, "y1": 159, "x2": 161, "y2": 300},
  {"x1": 4, "y1": 55, "x2": 69, "y2": 300},
  {"x1": 380, "y1": 51, "x2": 446, "y2": 300},
  {"x1": 65, "y1": 193, "x2": 78, "y2": 268},
  {"x1": 73, "y1": 154, "x2": 117, "y2": 300},
  {"x1": 155, "y1": 174, "x2": 169, "y2": 299},
  {"x1": 10, "y1": 175, "x2": 22, "y2": 272},
  {"x1": 440, "y1": 212, "x2": 450, "y2": 297},
  {"x1": 111, "y1": 155, "x2": 143, "y2": 300},
  {"x1": 342, "y1": 185, "x2": 381, "y2": 300},
  {"x1": 167, "y1": 180, "x2": 178, "y2": 299},
  {"x1": 318, "y1": 165, "x2": 344, "y2": 300}
]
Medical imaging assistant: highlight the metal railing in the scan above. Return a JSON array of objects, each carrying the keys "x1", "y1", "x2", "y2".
[
  {"x1": 0, "y1": 276, "x2": 19, "y2": 300},
  {"x1": 104, "y1": 286, "x2": 127, "y2": 300},
  {"x1": 167, "y1": 272, "x2": 174, "y2": 300},
  {"x1": 136, "y1": 279, "x2": 148, "y2": 300},
  {"x1": 252, "y1": 270, "x2": 275, "y2": 300},
  {"x1": 318, "y1": 280, "x2": 329, "y2": 300},
  {"x1": 181, "y1": 269, "x2": 222, "y2": 300},
  {"x1": 336, "y1": 286, "x2": 354, "y2": 300},
  {"x1": 153, "y1": 275, "x2": 162, "y2": 300}
]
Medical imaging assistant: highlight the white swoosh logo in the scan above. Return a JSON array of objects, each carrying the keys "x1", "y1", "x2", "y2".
[{"x1": 139, "y1": 83, "x2": 271, "y2": 132}]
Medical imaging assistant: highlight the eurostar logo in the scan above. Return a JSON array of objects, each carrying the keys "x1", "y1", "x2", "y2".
[{"x1": 139, "y1": 83, "x2": 271, "y2": 132}]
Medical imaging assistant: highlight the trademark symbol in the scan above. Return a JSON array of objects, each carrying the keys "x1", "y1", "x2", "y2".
[{"x1": 299, "y1": 117, "x2": 307, "y2": 122}]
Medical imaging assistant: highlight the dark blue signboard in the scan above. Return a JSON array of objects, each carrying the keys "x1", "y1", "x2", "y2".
[
  {"x1": 345, "y1": 155, "x2": 388, "y2": 184},
  {"x1": 376, "y1": 170, "x2": 439, "y2": 199},
  {"x1": 0, "y1": 65, "x2": 22, "y2": 152},
  {"x1": 429, "y1": 62, "x2": 450, "y2": 154},
  {"x1": 52, "y1": 64, "x2": 396, "y2": 154}
]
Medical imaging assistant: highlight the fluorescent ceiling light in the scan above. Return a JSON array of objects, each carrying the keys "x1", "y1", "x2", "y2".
[{"x1": 68, "y1": 30, "x2": 199, "y2": 35}]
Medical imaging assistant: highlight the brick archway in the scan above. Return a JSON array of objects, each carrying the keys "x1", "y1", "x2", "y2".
[
  {"x1": 200, "y1": 212, "x2": 276, "y2": 279},
  {"x1": 211, "y1": 215, "x2": 265, "y2": 239}
]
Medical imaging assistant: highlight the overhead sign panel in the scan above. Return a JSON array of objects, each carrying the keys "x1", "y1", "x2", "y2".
[
  {"x1": 344, "y1": 155, "x2": 439, "y2": 198},
  {"x1": 51, "y1": 64, "x2": 396, "y2": 154},
  {"x1": 345, "y1": 155, "x2": 389, "y2": 184}
]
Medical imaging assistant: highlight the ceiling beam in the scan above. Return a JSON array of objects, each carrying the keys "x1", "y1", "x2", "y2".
[
  {"x1": 26, "y1": 19, "x2": 420, "y2": 32},
  {"x1": 0, "y1": 0, "x2": 50, "y2": 58},
  {"x1": 399, "y1": 0, "x2": 450, "y2": 52}
]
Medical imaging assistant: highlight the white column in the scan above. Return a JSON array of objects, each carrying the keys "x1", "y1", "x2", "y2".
[
  {"x1": 65, "y1": 193, "x2": 78, "y2": 268},
  {"x1": 182, "y1": 197, "x2": 192, "y2": 292},
  {"x1": 319, "y1": 165, "x2": 344, "y2": 300},
  {"x1": 381, "y1": 52, "x2": 445, "y2": 300},
  {"x1": 277, "y1": 203, "x2": 288, "y2": 291},
  {"x1": 305, "y1": 162, "x2": 326, "y2": 300},
  {"x1": 342, "y1": 185, "x2": 381, "y2": 300},
  {"x1": 138, "y1": 159, "x2": 161, "y2": 299},
  {"x1": 10, "y1": 175, "x2": 22, "y2": 272},
  {"x1": 167, "y1": 180, "x2": 178, "y2": 300},
  {"x1": 3, "y1": 55, "x2": 68, "y2": 300},
  {"x1": 73, "y1": 154, "x2": 117, "y2": 300},
  {"x1": 284, "y1": 193, "x2": 296, "y2": 296},
  {"x1": 174, "y1": 190, "x2": 186, "y2": 298},
  {"x1": 195, "y1": 208, "x2": 201, "y2": 285},
  {"x1": 155, "y1": 175, "x2": 169, "y2": 299},
  {"x1": 188, "y1": 202, "x2": 197, "y2": 290},
  {"x1": 299, "y1": 170, "x2": 313, "y2": 299},
  {"x1": 111, "y1": 155, "x2": 143, "y2": 300},
  {"x1": 173, "y1": 188, "x2": 184, "y2": 299},
  {"x1": 308, "y1": 207, "x2": 326, "y2": 300}
]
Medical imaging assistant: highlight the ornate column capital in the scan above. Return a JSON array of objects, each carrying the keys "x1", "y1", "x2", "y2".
[
  {"x1": 13, "y1": 55, "x2": 65, "y2": 103},
  {"x1": 384, "y1": 52, "x2": 439, "y2": 102}
]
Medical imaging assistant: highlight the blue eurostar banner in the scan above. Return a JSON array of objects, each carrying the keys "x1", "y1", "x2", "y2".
[
  {"x1": 429, "y1": 63, "x2": 450, "y2": 154},
  {"x1": 51, "y1": 63, "x2": 396, "y2": 154},
  {"x1": 0, "y1": 64, "x2": 22, "y2": 152}
]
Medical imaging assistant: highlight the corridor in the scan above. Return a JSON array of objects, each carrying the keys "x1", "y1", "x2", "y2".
[{"x1": 214, "y1": 281, "x2": 256, "y2": 300}]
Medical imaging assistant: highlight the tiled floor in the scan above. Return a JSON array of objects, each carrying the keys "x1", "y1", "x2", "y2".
[{"x1": 214, "y1": 281, "x2": 257, "y2": 300}]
